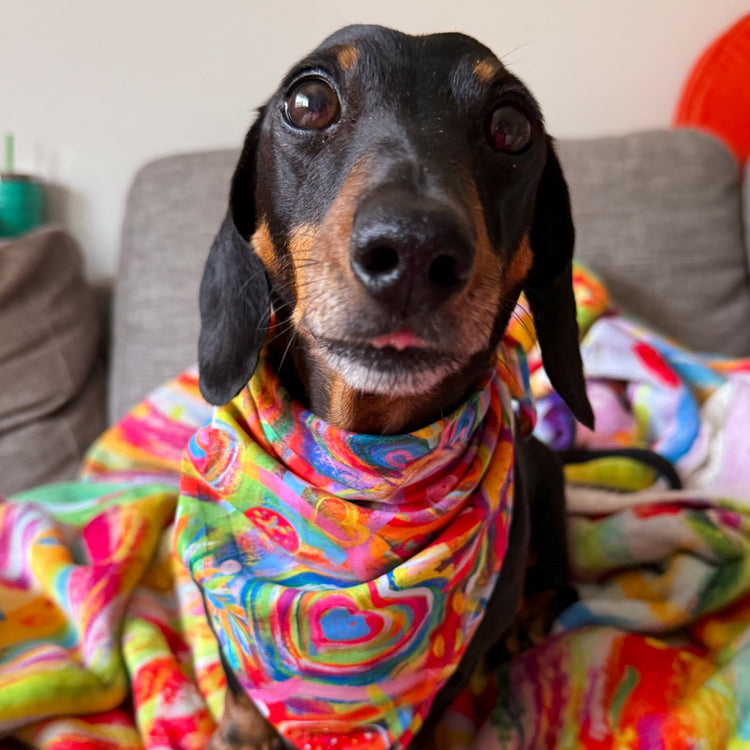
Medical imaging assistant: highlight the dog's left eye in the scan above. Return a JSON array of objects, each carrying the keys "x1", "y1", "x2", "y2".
[
  {"x1": 285, "y1": 78, "x2": 340, "y2": 130},
  {"x1": 486, "y1": 105, "x2": 532, "y2": 153}
]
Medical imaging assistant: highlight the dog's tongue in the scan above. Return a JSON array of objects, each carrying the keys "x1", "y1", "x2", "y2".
[{"x1": 370, "y1": 328, "x2": 426, "y2": 350}]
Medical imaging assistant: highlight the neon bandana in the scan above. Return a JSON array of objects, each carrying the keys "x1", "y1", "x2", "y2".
[{"x1": 176, "y1": 346, "x2": 522, "y2": 750}]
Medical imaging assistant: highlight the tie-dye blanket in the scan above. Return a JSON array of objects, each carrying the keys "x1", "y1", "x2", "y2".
[{"x1": 2, "y1": 265, "x2": 750, "y2": 749}]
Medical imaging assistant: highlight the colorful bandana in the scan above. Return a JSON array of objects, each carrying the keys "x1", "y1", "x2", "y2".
[{"x1": 175, "y1": 346, "x2": 522, "y2": 750}]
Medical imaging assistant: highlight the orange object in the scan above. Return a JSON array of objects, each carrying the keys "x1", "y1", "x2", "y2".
[{"x1": 674, "y1": 13, "x2": 750, "y2": 163}]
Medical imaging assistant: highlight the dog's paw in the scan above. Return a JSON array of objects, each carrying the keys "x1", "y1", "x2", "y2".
[
  {"x1": 489, "y1": 585, "x2": 578, "y2": 666},
  {"x1": 208, "y1": 723, "x2": 283, "y2": 750}
]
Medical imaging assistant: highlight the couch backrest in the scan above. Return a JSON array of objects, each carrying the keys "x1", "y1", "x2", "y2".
[
  {"x1": 109, "y1": 129, "x2": 750, "y2": 423},
  {"x1": 111, "y1": 150, "x2": 236, "y2": 422},
  {"x1": 558, "y1": 129, "x2": 750, "y2": 356}
]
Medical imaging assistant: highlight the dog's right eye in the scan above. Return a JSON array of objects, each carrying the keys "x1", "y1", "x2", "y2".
[
  {"x1": 486, "y1": 104, "x2": 532, "y2": 153},
  {"x1": 285, "y1": 78, "x2": 340, "y2": 130}
]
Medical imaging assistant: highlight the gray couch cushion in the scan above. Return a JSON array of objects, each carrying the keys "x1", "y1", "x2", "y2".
[
  {"x1": 1, "y1": 363, "x2": 106, "y2": 495},
  {"x1": 109, "y1": 150, "x2": 237, "y2": 422},
  {"x1": 558, "y1": 129, "x2": 750, "y2": 356},
  {"x1": 0, "y1": 227, "x2": 106, "y2": 495}
]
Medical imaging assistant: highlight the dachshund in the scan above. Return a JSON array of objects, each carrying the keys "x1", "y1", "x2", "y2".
[{"x1": 194, "y1": 24, "x2": 593, "y2": 750}]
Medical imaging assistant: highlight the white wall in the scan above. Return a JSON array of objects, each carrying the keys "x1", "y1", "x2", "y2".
[{"x1": 2, "y1": 0, "x2": 747, "y2": 280}]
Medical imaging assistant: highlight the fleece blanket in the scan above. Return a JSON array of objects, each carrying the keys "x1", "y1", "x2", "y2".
[{"x1": 2, "y1": 265, "x2": 750, "y2": 749}]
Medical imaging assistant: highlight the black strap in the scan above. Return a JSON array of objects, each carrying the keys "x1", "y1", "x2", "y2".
[{"x1": 559, "y1": 447, "x2": 682, "y2": 490}]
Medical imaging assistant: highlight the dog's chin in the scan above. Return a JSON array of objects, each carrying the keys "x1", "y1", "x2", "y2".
[{"x1": 317, "y1": 339, "x2": 463, "y2": 397}]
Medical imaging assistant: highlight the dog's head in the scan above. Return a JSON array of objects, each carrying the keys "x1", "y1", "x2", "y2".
[{"x1": 198, "y1": 24, "x2": 593, "y2": 433}]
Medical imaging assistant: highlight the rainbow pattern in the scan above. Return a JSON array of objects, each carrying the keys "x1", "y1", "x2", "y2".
[{"x1": 176, "y1": 350, "x2": 517, "y2": 750}]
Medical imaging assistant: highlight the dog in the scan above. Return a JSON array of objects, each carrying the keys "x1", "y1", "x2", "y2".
[{"x1": 192, "y1": 24, "x2": 593, "y2": 750}]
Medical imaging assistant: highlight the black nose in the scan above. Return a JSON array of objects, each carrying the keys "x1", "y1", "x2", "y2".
[{"x1": 350, "y1": 192, "x2": 475, "y2": 314}]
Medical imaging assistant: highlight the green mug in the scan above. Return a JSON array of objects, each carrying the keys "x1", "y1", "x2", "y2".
[{"x1": 0, "y1": 175, "x2": 45, "y2": 238}]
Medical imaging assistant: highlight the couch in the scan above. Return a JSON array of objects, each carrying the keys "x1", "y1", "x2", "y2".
[{"x1": 1, "y1": 128, "x2": 748, "y2": 497}]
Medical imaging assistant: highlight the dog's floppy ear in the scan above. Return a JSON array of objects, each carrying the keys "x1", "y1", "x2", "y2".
[
  {"x1": 198, "y1": 116, "x2": 271, "y2": 405},
  {"x1": 525, "y1": 137, "x2": 594, "y2": 428}
]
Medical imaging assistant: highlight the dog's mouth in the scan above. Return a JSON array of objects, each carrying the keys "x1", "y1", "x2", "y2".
[
  {"x1": 316, "y1": 334, "x2": 461, "y2": 396},
  {"x1": 294, "y1": 293, "x2": 495, "y2": 397},
  {"x1": 369, "y1": 328, "x2": 428, "y2": 351}
]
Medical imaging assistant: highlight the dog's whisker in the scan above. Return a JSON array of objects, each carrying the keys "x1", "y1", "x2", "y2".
[
  {"x1": 495, "y1": 356, "x2": 517, "y2": 380},
  {"x1": 509, "y1": 310, "x2": 537, "y2": 343},
  {"x1": 266, "y1": 313, "x2": 298, "y2": 336},
  {"x1": 499, "y1": 42, "x2": 531, "y2": 66},
  {"x1": 293, "y1": 260, "x2": 332, "y2": 271},
  {"x1": 237, "y1": 268, "x2": 271, "y2": 294},
  {"x1": 277, "y1": 329, "x2": 299, "y2": 374}
]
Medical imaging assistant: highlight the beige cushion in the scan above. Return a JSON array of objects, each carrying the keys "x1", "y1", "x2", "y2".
[{"x1": 0, "y1": 227, "x2": 106, "y2": 495}]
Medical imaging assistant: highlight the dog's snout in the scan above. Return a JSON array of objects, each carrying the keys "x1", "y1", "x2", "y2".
[{"x1": 351, "y1": 193, "x2": 475, "y2": 314}]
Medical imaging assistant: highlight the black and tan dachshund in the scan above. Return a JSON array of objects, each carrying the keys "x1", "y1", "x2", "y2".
[{"x1": 196, "y1": 24, "x2": 593, "y2": 750}]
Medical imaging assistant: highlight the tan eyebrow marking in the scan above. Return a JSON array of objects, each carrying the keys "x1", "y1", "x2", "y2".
[
  {"x1": 474, "y1": 58, "x2": 500, "y2": 84},
  {"x1": 251, "y1": 220, "x2": 275, "y2": 269},
  {"x1": 336, "y1": 44, "x2": 359, "y2": 72}
]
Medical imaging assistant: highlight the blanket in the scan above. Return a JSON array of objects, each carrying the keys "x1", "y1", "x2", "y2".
[{"x1": 1, "y1": 265, "x2": 750, "y2": 749}]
